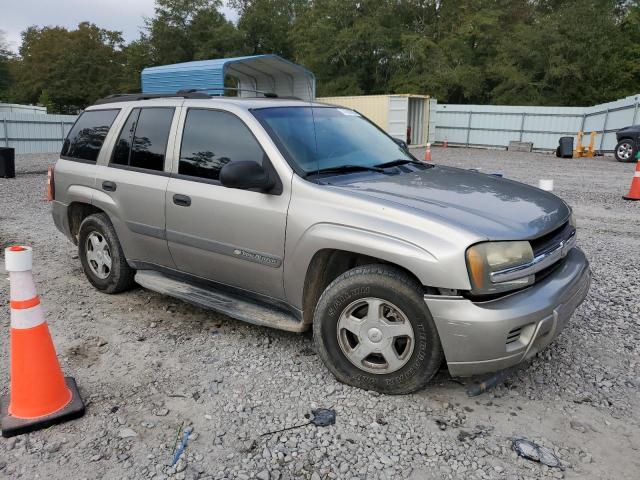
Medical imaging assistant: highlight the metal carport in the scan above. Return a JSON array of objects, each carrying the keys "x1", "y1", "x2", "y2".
[{"x1": 141, "y1": 55, "x2": 316, "y2": 101}]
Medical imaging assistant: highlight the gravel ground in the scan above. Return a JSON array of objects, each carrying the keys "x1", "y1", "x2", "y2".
[{"x1": 0, "y1": 149, "x2": 639, "y2": 480}]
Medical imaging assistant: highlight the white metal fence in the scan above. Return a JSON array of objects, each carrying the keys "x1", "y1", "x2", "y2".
[
  {"x1": 0, "y1": 112, "x2": 77, "y2": 154},
  {"x1": 435, "y1": 93, "x2": 640, "y2": 152}
]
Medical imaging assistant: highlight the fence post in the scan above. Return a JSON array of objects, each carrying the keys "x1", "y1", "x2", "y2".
[
  {"x1": 465, "y1": 111, "x2": 472, "y2": 146},
  {"x1": 3, "y1": 118, "x2": 8, "y2": 147},
  {"x1": 599, "y1": 109, "x2": 609, "y2": 152},
  {"x1": 60, "y1": 121, "x2": 65, "y2": 142},
  {"x1": 519, "y1": 113, "x2": 526, "y2": 141},
  {"x1": 633, "y1": 99, "x2": 639, "y2": 125}
]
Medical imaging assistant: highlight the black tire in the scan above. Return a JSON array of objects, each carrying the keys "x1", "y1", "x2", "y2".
[
  {"x1": 313, "y1": 264, "x2": 444, "y2": 394},
  {"x1": 78, "y1": 213, "x2": 135, "y2": 293},
  {"x1": 614, "y1": 139, "x2": 637, "y2": 163}
]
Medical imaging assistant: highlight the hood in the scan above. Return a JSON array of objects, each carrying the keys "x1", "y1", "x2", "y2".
[{"x1": 330, "y1": 165, "x2": 570, "y2": 240}]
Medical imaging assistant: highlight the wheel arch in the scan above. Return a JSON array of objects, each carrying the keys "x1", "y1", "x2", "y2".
[
  {"x1": 67, "y1": 202, "x2": 106, "y2": 244},
  {"x1": 299, "y1": 248, "x2": 433, "y2": 327}
]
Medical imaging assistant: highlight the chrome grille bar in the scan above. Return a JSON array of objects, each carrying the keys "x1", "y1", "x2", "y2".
[{"x1": 490, "y1": 230, "x2": 576, "y2": 283}]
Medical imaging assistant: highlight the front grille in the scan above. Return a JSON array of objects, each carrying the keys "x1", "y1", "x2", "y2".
[
  {"x1": 529, "y1": 220, "x2": 575, "y2": 283},
  {"x1": 530, "y1": 221, "x2": 573, "y2": 257}
]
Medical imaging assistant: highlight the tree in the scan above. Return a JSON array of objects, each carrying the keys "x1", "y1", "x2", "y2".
[
  {"x1": 291, "y1": 0, "x2": 404, "y2": 96},
  {"x1": 0, "y1": 30, "x2": 13, "y2": 101},
  {"x1": 146, "y1": 0, "x2": 245, "y2": 65},
  {"x1": 120, "y1": 36, "x2": 154, "y2": 92},
  {"x1": 231, "y1": 0, "x2": 305, "y2": 58},
  {"x1": 11, "y1": 23, "x2": 126, "y2": 113},
  {"x1": 37, "y1": 89, "x2": 54, "y2": 112}
]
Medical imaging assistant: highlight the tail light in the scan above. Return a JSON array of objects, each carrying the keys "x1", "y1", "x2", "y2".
[{"x1": 46, "y1": 165, "x2": 55, "y2": 201}]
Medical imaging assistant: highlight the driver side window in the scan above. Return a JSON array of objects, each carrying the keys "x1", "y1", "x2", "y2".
[{"x1": 178, "y1": 109, "x2": 264, "y2": 181}]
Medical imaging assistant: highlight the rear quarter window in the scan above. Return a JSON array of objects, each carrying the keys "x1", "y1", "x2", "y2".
[{"x1": 61, "y1": 109, "x2": 119, "y2": 162}]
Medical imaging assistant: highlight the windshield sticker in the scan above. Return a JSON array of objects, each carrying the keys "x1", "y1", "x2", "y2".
[{"x1": 337, "y1": 108, "x2": 361, "y2": 116}]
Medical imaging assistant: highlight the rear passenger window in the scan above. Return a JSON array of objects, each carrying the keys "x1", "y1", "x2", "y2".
[
  {"x1": 61, "y1": 109, "x2": 119, "y2": 162},
  {"x1": 112, "y1": 109, "x2": 138, "y2": 166},
  {"x1": 179, "y1": 109, "x2": 264, "y2": 181},
  {"x1": 111, "y1": 107, "x2": 174, "y2": 172}
]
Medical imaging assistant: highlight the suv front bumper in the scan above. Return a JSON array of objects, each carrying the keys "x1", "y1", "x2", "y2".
[{"x1": 425, "y1": 247, "x2": 590, "y2": 377}]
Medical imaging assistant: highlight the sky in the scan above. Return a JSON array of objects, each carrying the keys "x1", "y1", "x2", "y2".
[{"x1": 0, "y1": 0, "x2": 238, "y2": 52}]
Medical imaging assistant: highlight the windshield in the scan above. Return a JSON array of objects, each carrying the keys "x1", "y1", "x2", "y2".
[{"x1": 252, "y1": 107, "x2": 414, "y2": 175}]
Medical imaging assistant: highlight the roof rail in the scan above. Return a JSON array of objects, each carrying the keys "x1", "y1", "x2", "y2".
[
  {"x1": 177, "y1": 87, "x2": 279, "y2": 98},
  {"x1": 93, "y1": 92, "x2": 210, "y2": 105}
]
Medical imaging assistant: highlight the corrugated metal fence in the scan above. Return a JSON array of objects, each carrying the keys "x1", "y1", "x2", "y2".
[
  {"x1": 0, "y1": 112, "x2": 77, "y2": 154},
  {"x1": 435, "y1": 93, "x2": 640, "y2": 152}
]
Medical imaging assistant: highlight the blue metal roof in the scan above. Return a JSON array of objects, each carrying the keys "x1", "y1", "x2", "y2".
[{"x1": 141, "y1": 54, "x2": 316, "y2": 100}]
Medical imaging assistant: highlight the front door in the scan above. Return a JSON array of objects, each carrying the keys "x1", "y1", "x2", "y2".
[{"x1": 165, "y1": 108, "x2": 290, "y2": 300}]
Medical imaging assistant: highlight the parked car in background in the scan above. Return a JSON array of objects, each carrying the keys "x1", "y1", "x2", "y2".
[
  {"x1": 50, "y1": 92, "x2": 591, "y2": 394},
  {"x1": 615, "y1": 125, "x2": 640, "y2": 162}
]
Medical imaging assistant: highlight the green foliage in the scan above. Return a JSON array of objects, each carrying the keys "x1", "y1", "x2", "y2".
[
  {"x1": 0, "y1": 30, "x2": 13, "y2": 101},
  {"x1": 4, "y1": 0, "x2": 640, "y2": 111},
  {"x1": 37, "y1": 89, "x2": 54, "y2": 112},
  {"x1": 10, "y1": 23, "x2": 126, "y2": 113},
  {"x1": 146, "y1": 0, "x2": 245, "y2": 64}
]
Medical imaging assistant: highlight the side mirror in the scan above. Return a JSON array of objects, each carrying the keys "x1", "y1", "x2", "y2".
[
  {"x1": 220, "y1": 161, "x2": 276, "y2": 192},
  {"x1": 393, "y1": 137, "x2": 409, "y2": 151}
]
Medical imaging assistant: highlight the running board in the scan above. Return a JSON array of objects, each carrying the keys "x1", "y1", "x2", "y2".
[{"x1": 134, "y1": 270, "x2": 306, "y2": 332}]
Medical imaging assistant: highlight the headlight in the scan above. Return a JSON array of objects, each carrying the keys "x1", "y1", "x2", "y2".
[{"x1": 466, "y1": 241, "x2": 534, "y2": 294}]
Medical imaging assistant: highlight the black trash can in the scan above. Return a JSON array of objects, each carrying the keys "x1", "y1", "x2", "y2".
[
  {"x1": 556, "y1": 137, "x2": 574, "y2": 158},
  {"x1": 0, "y1": 147, "x2": 16, "y2": 178}
]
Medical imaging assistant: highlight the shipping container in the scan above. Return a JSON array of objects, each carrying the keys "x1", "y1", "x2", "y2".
[{"x1": 316, "y1": 94, "x2": 434, "y2": 146}]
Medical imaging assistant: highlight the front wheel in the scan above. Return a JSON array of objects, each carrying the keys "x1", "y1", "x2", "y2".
[
  {"x1": 614, "y1": 139, "x2": 636, "y2": 162},
  {"x1": 313, "y1": 264, "x2": 444, "y2": 394}
]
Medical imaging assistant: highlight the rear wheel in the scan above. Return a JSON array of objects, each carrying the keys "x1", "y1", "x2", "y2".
[
  {"x1": 313, "y1": 264, "x2": 444, "y2": 394},
  {"x1": 78, "y1": 213, "x2": 135, "y2": 293},
  {"x1": 614, "y1": 139, "x2": 636, "y2": 162}
]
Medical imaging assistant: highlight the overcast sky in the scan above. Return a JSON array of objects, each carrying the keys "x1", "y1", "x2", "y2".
[{"x1": 0, "y1": 0, "x2": 238, "y2": 52}]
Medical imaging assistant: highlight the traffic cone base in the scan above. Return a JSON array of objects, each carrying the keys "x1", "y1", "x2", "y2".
[{"x1": 1, "y1": 377, "x2": 85, "y2": 438}]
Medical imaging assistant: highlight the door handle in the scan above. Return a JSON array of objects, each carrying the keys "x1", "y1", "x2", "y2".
[
  {"x1": 173, "y1": 194, "x2": 191, "y2": 207},
  {"x1": 102, "y1": 181, "x2": 117, "y2": 192}
]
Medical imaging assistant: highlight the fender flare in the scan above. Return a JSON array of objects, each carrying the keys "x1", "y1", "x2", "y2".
[{"x1": 284, "y1": 223, "x2": 460, "y2": 309}]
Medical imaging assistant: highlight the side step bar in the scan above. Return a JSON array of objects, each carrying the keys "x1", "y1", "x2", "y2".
[{"x1": 134, "y1": 270, "x2": 306, "y2": 333}]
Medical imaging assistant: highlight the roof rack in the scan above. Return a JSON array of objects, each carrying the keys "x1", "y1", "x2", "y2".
[
  {"x1": 93, "y1": 88, "x2": 304, "y2": 106},
  {"x1": 177, "y1": 87, "x2": 278, "y2": 98},
  {"x1": 93, "y1": 92, "x2": 210, "y2": 105}
]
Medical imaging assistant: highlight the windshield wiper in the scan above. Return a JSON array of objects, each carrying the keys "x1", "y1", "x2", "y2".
[
  {"x1": 374, "y1": 158, "x2": 424, "y2": 169},
  {"x1": 304, "y1": 164, "x2": 385, "y2": 177}
]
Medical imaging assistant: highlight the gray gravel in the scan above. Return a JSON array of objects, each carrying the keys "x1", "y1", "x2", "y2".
[{"x1": 0, "y1": 148, "x2": 639, "y2": 479}]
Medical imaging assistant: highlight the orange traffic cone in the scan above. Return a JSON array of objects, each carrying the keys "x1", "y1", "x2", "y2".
[
  {"x1": 623, "y1": 154, "x2": 640, "y2": 201},
  {"x1": 1, "y1": 246, "x2": 85, "y2": 437},
  {"x1": 424, "y1": 143, "x2": 432, "y2": 162}
]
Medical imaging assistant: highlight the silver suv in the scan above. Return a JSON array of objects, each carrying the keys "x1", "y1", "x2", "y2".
[{"x1": 51, "y1": 93, "x2": 591, "y2": 394}]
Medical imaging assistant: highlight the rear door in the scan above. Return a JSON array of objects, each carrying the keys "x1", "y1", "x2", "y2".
[
  {"x1": 94, "y1": 105, "x2": 179, "y2": 268},
  {"x1": 165, "y1": 107, "x2": 290, "y2": 300}
]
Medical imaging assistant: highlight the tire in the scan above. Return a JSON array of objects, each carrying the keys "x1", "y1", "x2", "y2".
[
  {"x1": 78, "y1": 213, "x2": 135, "y2": 293},
  {"x1": 614, "y1": 139, "x2": 636, "y2": 163},
  {"x1": 313, "y1": 264, "x2": 444, "y2": 394}
]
